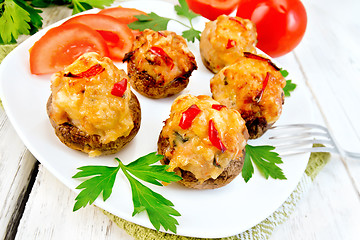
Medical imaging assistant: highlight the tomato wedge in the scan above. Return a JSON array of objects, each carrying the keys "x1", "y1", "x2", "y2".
[
  {"x1": 63, "y1": 14, "x2": 134, "y2": 61},
  {"x1": 98, "y1": 7, "x2": 147, "y2": 38},
  {"x1": 186, "y1": 0, "x2": 240, "y2": 20},
  {"x1": 30, "y1": 23, "x2": 109, "y2": 75}
]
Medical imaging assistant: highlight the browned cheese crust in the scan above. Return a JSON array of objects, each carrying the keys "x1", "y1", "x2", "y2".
[
  {"x1": 158, "y1": 134, "x2": 246, "y2": 189},
  {"x1": 47, "y1": 91, "x2": 141, "y2": 155},
  {"x1": 156, "y1": 94, "x2": 248, "y2": 189},
  {"x1": 123, "y1": 30, "x2": 197, "y2": 99},
  {"x1": 210, "y1": 54, "x2": 286, "y2": 139},
  {"x1": 200, "y1": 15, "x2": 257, "y2": 74}
]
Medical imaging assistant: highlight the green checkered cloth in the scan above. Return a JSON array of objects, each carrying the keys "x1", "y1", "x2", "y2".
[{"x1": 0, "y1": 44, "x2": 330, "y2": 240}]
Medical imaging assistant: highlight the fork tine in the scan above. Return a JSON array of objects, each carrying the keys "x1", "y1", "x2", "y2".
[
  {"x1": 344, "y1": 151, "x2": 360, "y2": 159},
  {"x1": 278, "y1": 146, "x2": 338, "y2": 157},
  {"x1": 268, "y1": 131, "x2": 330, "y2": 141},
  {"x1": 270, "y1": 123, "x2": 329, "y2": 132},
  {"x1": 269, "y1": 124, "x2": 331, "y2": 141},
  {"x1": 266, "y1": 123, "x2": 337, "y2": 156},
  {"x1": 274, "y1": 139, "x2": 334, "y2": 150},
  {"x1": 266, "y1": 123, "x2": 360, "y2": 159}
]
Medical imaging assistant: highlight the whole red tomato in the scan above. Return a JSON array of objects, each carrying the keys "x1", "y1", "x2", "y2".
[
  {"x1": 236, "y1": 0, "x2": 307, "y2": 57},
  {"x1": 186, "y1": 0, "x2": 240, "y2": 21}
]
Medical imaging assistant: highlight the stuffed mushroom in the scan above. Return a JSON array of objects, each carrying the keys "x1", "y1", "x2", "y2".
[
  {"x1": 158, "y1": 94, "x2": 248, "y2": 189},
  {"x1": 47, "y1": 52, "x2": 141, "y2": 157},
  {"x1": 200, "y1": 15, "x2": 257, "y2": 73},
  {"x1": 123, "y1": 29, "x2": 197, "y2": 98},
  {"x1": 210, "y1": 52, "x2": 286, "y2": 139}
]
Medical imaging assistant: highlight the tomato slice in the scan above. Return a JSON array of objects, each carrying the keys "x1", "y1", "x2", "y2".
[
  {"x1": 98, "y1": 7, "x2": 147, "y2": 38},
  {"x1": 98, "y1": 7, "x2": 146, "y2": 24},
  {"x1": 63, "y1": 14, "x2": 134, "y2": 61},
  {"x1": 29, "y1": 23, "x2": 109, "y2": 75},
  {"x1": 186, "y1": 0, "x2": 240, "y2": 20}
]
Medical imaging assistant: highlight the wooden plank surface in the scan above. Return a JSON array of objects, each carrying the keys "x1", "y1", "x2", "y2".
[
  {"x1": 271, "y1": 154, "x2": 360, "y2": 240},
  {"x1": 15, "y1": 165, "x2": 133, "y2": 240},
  {"x1": 0, "y1": 6, "x2": 72, "y2": 240},
  {"x1": 295, "y1": 0, "x2": 360, "y2": 154},
  {"x1": 0, "y1": 107, "x2": 37, "y2": 240},
  {"x1": 271, "y1": 0, "x2": 360, "y2": 239}
]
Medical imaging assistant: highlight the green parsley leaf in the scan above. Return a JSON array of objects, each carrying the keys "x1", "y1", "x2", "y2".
[
  {"x1": 0, "y1": 0, "x2": 44, "y2": 44},
  {"x1": 128, "y1": 0, "x2": 201, "y2": 42},
  {"x1": 121, "y1": 168, "x2": 181, "y2": 233},
  {"x1": 123, "y1": 152, "x2": 182, "y2": 186},
  {"x1": 279, "y1": 68, "x2": 289, "y2": 78},
  {"x1": 71, "y1": 0, "x2": 114, "y2": 15},
  {"x1": 1, "y1": 0, "x2": 117, "y2": 44},
  {"x1": 280, "y1": 68, "x2": 297, "y2": 97},
  {"x1": 72, "y1": 152, "x2": 181, "y2": 233},
  {"x1": 118, "y1": 152, "x2": 181, "y2": 233},
  {"x1": 242, "y1": 144, "x2": 286, "y2": 183},
  {"x1": 283, "y1": 80, "x2": 297, "y2": 97},
  {"x1": 31, "y1": 0, "x2": 53, "y2": 8},
  {"x1": 1, "y1": 0, "x2": 31, "y2": 43},
  {"x1": 174, "y1": 0, "x2": 200, "y2": 22},
  {"x1": 14, "y1": 0, "x2": 43, "y2": 34},
  {"x1": 72, "y1": 163, "x2": 120, "y2": 211},
  {"x1": 182, "y1": 28, "x2": 201, "y2": 42},
  {"x1": 128, "y1": 12, "x2": 171, "y2": 31},
  {"x1": 79, "y1": 0, "x2": 114, "y2": 9}
]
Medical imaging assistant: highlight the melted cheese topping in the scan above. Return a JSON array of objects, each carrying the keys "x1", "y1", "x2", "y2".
[
  {"x1": 161, "y1": 94, "x2": 248, "y2": 183},
  {"x1": 49, "y1": 52, "x2": 134, "y2": 145},
  {"x1": 129, "y1": 29, "x2": 196, "y2": 85},
  {"x1": 210, "y1": 56, "x2": 286, "y2": 124},
  {"x1": 200, "y1": 15, "x2": 257, "y2": 73}
]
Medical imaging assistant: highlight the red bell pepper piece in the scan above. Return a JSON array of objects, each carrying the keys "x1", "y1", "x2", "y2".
[
  {"x1": 229, "y1": 17, "x2": 246, "y2": 29},
  {"x1": 149, "y1": 46, "x2": 174, "y2": 69},
  {"x1": 64, "y1": 64, "x2": 105, "y2": 78},
  {"x1": 212, "y1": 104, "x2": 226, "y2": 111},
  {"x1": 243, "y1": 52, "x2": 280, "y2": 71},
  {"x1": 209, "y1": 120, "x2": 227, "y2": 152},
  {"x1": 111, "y1": 78, "x2": 127, "y2": 97},
  {"x1": 226, "y1": 39, "x2": 236, "y2": 49},
  {"x1": 179, "y1": 104, "x2": 201, "y2": 129},
  {"x1": 255, "y1": 72, "x2": 270, "y2": 103}
]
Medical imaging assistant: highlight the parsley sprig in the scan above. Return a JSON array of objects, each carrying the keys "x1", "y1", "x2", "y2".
[
  {"x1": 128, "y1": 0, "x2": 201, "y2": 42},
  {"x1": 71, "y1": 0, "x2": 114, "y2": 15},
  {"x1": 242, "y1": 144, "x2": 287, "y2": 183},
  {"x1": 0, "y1": 0, "x2": 114, "y2": 44},
  {"x1": 72, "y1": 162, "x2": 119, "y2": 211},
  {"x1": 280, "y1": 68, "x2": 297, "y2": 97},
  {"x1": 0, "y1": 0, "x2": 42, "y2": 44},
  {"x1": 72, "y1": 152, "x2": 182, "y2": 233}
]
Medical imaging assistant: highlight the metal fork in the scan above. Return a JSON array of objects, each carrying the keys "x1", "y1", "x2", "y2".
[{"x1": 262, "y1": 123, "x2": 360, "y2": 158}]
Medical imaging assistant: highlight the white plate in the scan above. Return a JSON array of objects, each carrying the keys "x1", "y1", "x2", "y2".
[{"x1": 0, "y1": 0, "x2": 314, "y2": 238}]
